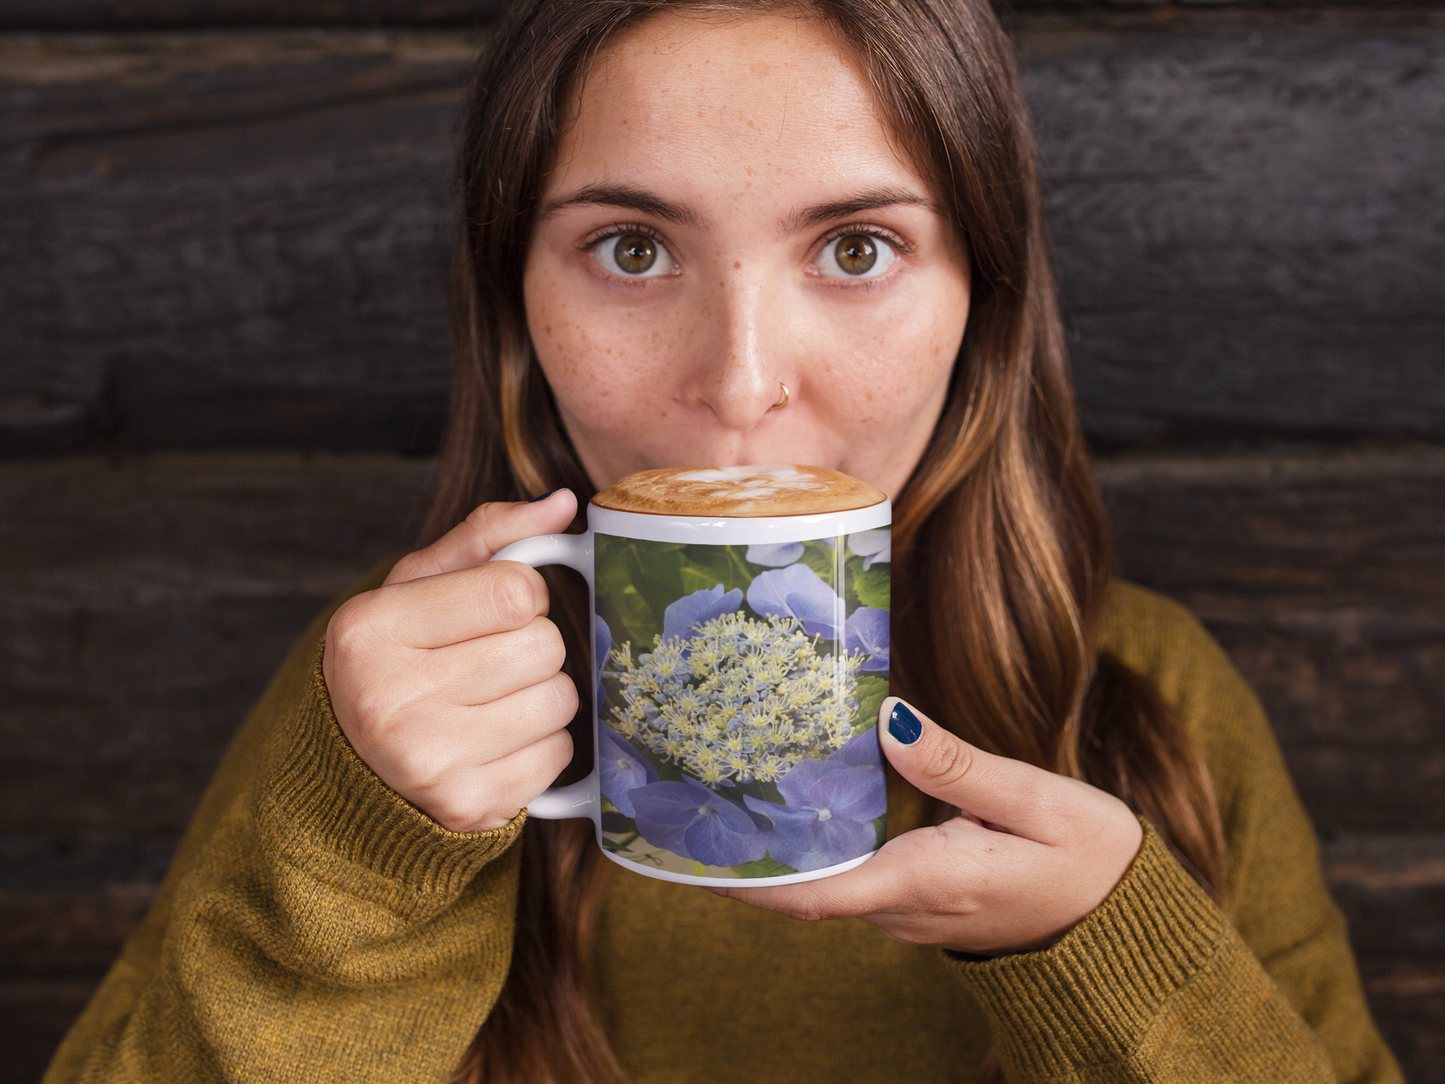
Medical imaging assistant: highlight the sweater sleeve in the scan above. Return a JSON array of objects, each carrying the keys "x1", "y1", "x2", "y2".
[
  {"x1": 43, "y1": 567, "x2": 526, "y2": 1084},
  {"x1": 944, "y1": 584, "x2": 1402, "y2": 1084}
]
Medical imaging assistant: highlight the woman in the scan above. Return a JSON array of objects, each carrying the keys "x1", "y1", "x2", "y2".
[{"x1": 46, "y1": 1, "x2": 1399, "y2": 1082}]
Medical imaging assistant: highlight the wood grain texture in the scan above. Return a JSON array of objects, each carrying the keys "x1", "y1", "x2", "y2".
[
  {"x1": 0, "y1": 979, "x2": 102, "y2": 1084},
  {"x1": 1098, "y1": 447, "x2": 1445, "y2": 831},
  {"x1": 3, "y1": 25, "x2": 1443, "y2": 454},
  {"x1": 0, "y1": 453, "x2": 430, "y2": 838},
  {"x1": 1325, "y1": 832, "x2": 1445, "y2": 1082},
  {"x1": 0, "y1": 31, "x2": 474, "y2": 454},
  {"x1": 1022, "y1": 27, "x2": 1445, "y2": 444},
  {"x1": 0, "y1": 1, "x2": 499, "y2": 28},
  {"x1": 1, "y1": 1, "x2": 1439, "y2": 30}
]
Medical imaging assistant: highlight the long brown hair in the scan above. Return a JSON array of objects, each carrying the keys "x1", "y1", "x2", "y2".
[{"x1": 430, "y1": 2, "x2": 1227, "y2": 1081}]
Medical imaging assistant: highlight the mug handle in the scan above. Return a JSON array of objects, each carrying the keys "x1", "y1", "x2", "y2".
[{"x1": 489, "y1": 531, "x2": 598, "y2": 821}]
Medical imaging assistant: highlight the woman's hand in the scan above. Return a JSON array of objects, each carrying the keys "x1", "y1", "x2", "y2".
[
  {"x1": 711, "y1": 697, "x2": 1144, "y2": 955},
  {"x1": 321, "y1": 490, "x2": 580, "y2": 833}
]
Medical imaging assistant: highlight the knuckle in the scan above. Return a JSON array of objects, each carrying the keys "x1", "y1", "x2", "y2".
[
  {"x1": 777, "y1": 889, "x2": 828, "y2": 923},
  {"x1": 543, "y1": 672, "x2": 580, "y2": 722},
  {"x1": 347, "y1": 682, "x2": 401, "y2": 738},
  {"x1": 483, "y1": 563, "x2": 543, "y2": 629},
  {"x1": 924, "y1": 736, "x2": 975, "y2": 791},
  {"x1": 792, "y1": 902, "x2": 828, "y2": 924},
  {"x1": 522, "y1": 617, "x2": 568, "y2": 672},
  {"x1": 384, "y1": 551, "x2": 425, "y2": 584},
  {"x1": 536, "y1": 728, "x2": 575, "y2": 774},
  {"x1": 391, "y1": 740, "x2": 449, "y2": 791},
  {"x1": 325, "y1": 595, "x2": 372, "y2": 656},
  {"x1": 464, "y1": 501, "x2": 504, "y2": 530}
]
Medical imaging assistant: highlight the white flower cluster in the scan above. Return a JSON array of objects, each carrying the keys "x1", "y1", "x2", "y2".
[{"x1": 607, "y1": 611, "x2": 862, "y2": 786}]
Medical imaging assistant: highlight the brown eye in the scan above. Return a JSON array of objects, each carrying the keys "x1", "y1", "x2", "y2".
[
  {"x1": 614, "y1": 234, "x2": 657, "y2": 274},
  {"x1": 814, "y1": 231, "x2": 897, "y2": 280},
  {"x1": 834, "y1": 234, "x2": 877, "y2": 275}
]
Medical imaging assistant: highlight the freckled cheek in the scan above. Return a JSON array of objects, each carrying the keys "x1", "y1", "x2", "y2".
[
  {"x1": 527, "y1": 291, "x2": 692, "y2": 430},
  {"x1": 812, "y1": 311, "x2": 959, "y2": 426}
]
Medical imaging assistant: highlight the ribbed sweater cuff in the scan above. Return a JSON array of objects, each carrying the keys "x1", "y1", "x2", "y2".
[
  {"x1": 259, "y1": 639, "x2": 526, "y2": 901},
  {"x1": 947, "y1": 821, "x2": 1229, "y2": 1077}
]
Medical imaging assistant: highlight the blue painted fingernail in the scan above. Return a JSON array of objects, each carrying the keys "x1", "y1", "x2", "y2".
[
  {"x1": 527, "y1": 489, "x2": 560, "y2": 503},
  {"x1": 888, "y1": 700, "x2": 923, "y2": 745}
]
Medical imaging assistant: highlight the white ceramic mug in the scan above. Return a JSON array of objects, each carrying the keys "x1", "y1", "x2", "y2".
[{"x1": 492, "y1": 488, "x2": 891, "y2": 887}]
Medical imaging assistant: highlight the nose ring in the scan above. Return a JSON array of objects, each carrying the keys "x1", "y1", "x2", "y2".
[{"x1": 770, "y1": 381, "x2": 790, "y2": 411}]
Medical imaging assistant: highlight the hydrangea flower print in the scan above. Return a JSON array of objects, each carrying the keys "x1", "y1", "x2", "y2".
[
  {"x1": 828, "y1": 727, "x2": 885, "y2": 770},
  {"x1": 843, "y1": 607, "x2": 889, "y2": 672},
  {"x1": 846, "y1": 529, "x2": 891, "y2": 570},
  {"x1": 609, "y1": 611, "x2": 862, "y2": 786},
  {"x1": 593, "y1": 532, "x2": 887, "y2": 876},
  {"x1": 745, "y1": 541, "x2": 804, "y2": 567},
  {"x1": 743, "y1": 752, "x2": 886, "y2": 871},
  {"x1": 746, "y1": 564, "x2": 842, "y2": 638},
  {"x1": 628, "y1": 776, "x2": 769, "y2": 867},
  {"x1": 662, "y1": 583, "x2": 743, "y2": 644},
  {"x1": 598, "y1": 725, "x2": 657, "y2": 817},
  {"x1": 594, "y1": 615, "x2": 612, "y2": 707}
]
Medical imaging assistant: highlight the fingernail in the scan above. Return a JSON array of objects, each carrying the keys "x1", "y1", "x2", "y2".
[
  {"x1": 888, "y1": 700, "x2": 923, "y2": 745},
  {"x1": 527, "y1": 489, "x2": 560, "y2": 503}
]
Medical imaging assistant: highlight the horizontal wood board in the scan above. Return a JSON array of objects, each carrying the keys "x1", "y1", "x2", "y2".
[
  {"x1": 0, "y1": 31, "x2": 474, "y2": 455},
  {"x1": 0, "y1": 1, "x2": 501, "y2": 27},
  {"x1": 2, "y1": 24, "x2": 1443, "y2": 454},
  {"x1": 0, "y1": 1, "x2": 1439, "y2": 30},
  {"x1": 1, "y1": 449, "x2": 1441, "y2": 1080}
]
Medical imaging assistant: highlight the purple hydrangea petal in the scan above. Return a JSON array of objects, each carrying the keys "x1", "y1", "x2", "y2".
[
  {"x1": 663, "y1": 584, "x2": 743, "y2": 643},
  {"x1": 806, "y1": 765, "x2": 887, "y2": 823},
  {"x1": 682, "y1": 800, "x2": 770, "y2": 867},
  {"x1": 745, "y1": 542, "x2": 804, "y2": 567},
  {"x1": 628, "y1": 779, "x2": 707, "y2": 857},
  {"x1": 594, "y1": 614, "x2": 612, "y2": 705},
  {"x1": 747, "y1": 564, "x2": 841, "y2": 639},
  {"x1": 743, "y1": 793, "x2": 819, "y2": 833},
  {"x1": 847, "y1": 529, "x2": 891, "y2": 570},
  {"x1": 829, "y1": 727, "x2": 884, "y2": 770},
  {"x1": 594, "y1": 614, "x2": 612, "y2": 670},
  {"x1": 844, "y1": 607, "x2": 890, "y2": 671},
  {"x1": 629, "y1": 777, "x2": 765, "y2": 867},
  {"x1": 776, "y1": 758, "x2": 834, "y2": 807},
  {"x1": 767, "y1": 813, "x2": 878, "y2": 872},
  {"x1": 598, "y1": 726, "x2": 657, "y2": 818},
  {"x1": 756, "y1": 753, "x2": 887, "y2": 871}
]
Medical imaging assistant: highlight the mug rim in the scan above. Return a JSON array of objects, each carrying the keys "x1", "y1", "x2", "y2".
[
  {"x1": 587, "y1": 501, "x2": 891, "y2": 545},
  {"x1": 594, "y1": 843, "x2": 877, "y2": 888}
]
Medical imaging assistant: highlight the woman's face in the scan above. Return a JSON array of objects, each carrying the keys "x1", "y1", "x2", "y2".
[{"x1": 524, "y1": 11, "x2": 970, "y2": 500}]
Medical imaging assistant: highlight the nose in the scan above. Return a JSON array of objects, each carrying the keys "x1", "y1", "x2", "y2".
[{"x1": 683, "y1": 271, "x2": 786, "y2": 433}]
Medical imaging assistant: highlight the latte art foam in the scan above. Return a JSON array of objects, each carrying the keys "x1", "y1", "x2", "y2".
[{"x1": 592, "y1": 464, "x2": 886, "y2": 517}]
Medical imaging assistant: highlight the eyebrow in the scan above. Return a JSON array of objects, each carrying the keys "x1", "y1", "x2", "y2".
[
  {"x1": 541, "y1": 183, "x2": 934, "y2": 232},
  {"x1": 785, "y1": 189, "x2": 935, "y2": 231},
  {"x1": 541, "y1": 184, "x2": 704, "y2": 229}
]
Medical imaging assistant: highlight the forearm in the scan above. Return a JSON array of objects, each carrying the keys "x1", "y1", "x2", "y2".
[
  {"x1": 45, "y1": 644, "x2": 525, "y2": 1084},
  {"x1": 950, "y1": 825, "x2": 1337, "y2": 1084}
]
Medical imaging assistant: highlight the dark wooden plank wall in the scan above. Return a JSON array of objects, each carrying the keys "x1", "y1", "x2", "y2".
[{"x1": 2, "y1": 3, "x2": 1441, "y2": 1081}]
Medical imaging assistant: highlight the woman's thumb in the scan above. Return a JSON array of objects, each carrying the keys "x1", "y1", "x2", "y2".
[{"x1": 878, "y1": 697, "x2": 1034, "y2": 833}]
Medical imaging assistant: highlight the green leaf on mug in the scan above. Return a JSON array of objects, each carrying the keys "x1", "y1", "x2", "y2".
[
  {"x1": 853, "y1": 675, "x2": 891, "y2": 732},
  {"x1": 733, "y1": 854, "x2": 798, "y2": 878},
  {"x1": 852, "y1": 564, "x2": 890, "y2": 611},
  {"x1": 596, "y1": 535, "x2": 692, "y2": 648},
  {"x1": 601, "y1": 811, "x2": 636, "y2": 834},
  {"x1": 798, "y1": 538, "x2": 841, "y2": 587},
  {"x1": 677, "y1": 543, "x2": 761, "y2": 598}
]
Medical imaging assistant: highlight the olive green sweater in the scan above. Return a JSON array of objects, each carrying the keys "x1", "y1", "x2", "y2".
[{"x1": 45, "y1": 574, "x2": 1401, "y2": 1083}]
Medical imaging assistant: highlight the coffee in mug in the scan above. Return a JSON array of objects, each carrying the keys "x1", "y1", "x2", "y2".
[{"x1": 492, "y1": 464, "x2": 891, "y2": 887}]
